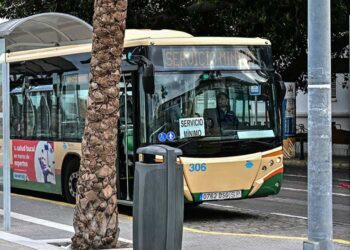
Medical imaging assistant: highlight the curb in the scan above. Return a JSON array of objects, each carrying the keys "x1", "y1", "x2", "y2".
[
  {"x1": 41, "y1": 238, "x2": 133, "y2": 249},
  {"x1": 0, "y1": 232, "x2": 133, "y2": 250}
]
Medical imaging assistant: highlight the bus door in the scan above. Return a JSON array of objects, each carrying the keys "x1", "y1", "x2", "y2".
[{"x1": 117, "y1": 72, "x2": 135, "y2": 201}]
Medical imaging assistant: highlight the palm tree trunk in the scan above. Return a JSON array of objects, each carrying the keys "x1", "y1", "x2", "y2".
[{"x1": 72, "y1": 0, "x2": 127, "y2": 249}]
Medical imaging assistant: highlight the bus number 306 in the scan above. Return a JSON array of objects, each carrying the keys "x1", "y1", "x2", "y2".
[{"x1": 189, "y1": 163, "x2": 207, "y2": 172}]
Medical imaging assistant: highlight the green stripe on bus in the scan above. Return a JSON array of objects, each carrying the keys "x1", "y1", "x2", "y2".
[{"x1": 250, "y1": 173, "x2": 283, "y2": 198}]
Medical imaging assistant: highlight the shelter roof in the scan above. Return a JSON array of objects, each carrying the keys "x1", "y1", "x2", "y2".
[{"x1": 0, "y1": 12, "x2": 92, "y2": 52}]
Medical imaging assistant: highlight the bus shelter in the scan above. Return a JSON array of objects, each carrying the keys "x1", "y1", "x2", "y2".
[{"x1": 0, "y1": 12, "x2": 92, "y2": 230}]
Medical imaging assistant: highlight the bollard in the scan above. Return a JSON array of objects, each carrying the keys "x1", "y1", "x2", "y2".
[{"x1": 133, "y1": 145, "x2": 183, "y2": 250}]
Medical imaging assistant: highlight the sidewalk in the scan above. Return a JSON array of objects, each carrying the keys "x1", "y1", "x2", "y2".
[
  {"x1": 0, "y1": 198, "x2": 304, "y2": 250},
  {"x1": 0, "y1": 193, "x2": 133, "y2": 249},
  {"x1": 0, "y1": 177, "x2": 350, "y2": 250},
  {"x1": 0, "y1": 218, "x2": 133, "y2": 250},
  {"x1": 1, "y1": 216, "x2": 349, "y2": 250},
  {"x1": 0, "y1": 218, "x2": 304, "y2": 250}
]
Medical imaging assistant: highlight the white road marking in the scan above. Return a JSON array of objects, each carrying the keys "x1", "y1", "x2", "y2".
[
  {"x1": 284, "y1": 174, "x2": 350, "y2": 182},
  {"x1": 0, "y1": 231, "x2": 60, "y2": 249},
  {"x1": 270, "y1": 212, "x2": 307, "y2": 220},
  {"x1": 37, "y1": 238, "x2": 72, "y2": 243},
  {"x1": 203, "y1": 203, "x2": 263, "y2": 214},
  {"x1": 0, "y1": 209, "x2": 132, "y2": 244},
  {"x1": 203, "y1": 203, "x2": 342, "y2": 221},
  {"x1": 204, "y1": 203, "x2": 305, "y2": 219},
  {"x1": 0, "y1": 209, "x2": 74, "y2": 232},
  {"x1": 203, "y1": 203, "x2": 238, "y2": 210},
  {"x1": 281, "y1": 187, "x2": 350, "y2": 197}
]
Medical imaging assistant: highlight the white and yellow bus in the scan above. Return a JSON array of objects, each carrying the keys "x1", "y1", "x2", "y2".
[{"x1": 4, "y1": 29, "x2": 285, "y2": 204}]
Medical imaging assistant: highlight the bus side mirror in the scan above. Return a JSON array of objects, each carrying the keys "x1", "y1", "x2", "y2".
[
  {"x1": 143, "y1": 63, "x2": 155, "y2": 95},
  {"x1": 128, "y1": 54, "x2": 155, "y2": 95}
]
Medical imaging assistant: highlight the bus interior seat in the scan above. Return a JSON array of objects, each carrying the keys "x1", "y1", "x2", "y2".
[
  {"x1": 168, "y1": 106, "x2": 180, "y2": 123},
  {"x1": 203, "y1": 108, "x2": 220, "y2": 135},
  {"x1": 203, "y1": 108, "x2": 219, "y2": 126},
  {"x1": 49, "y1": 98, "x2": 58, "y2": 137},
  {"x1": 79, "y1": 98, "x2": 87, "y2": 122},
  {"x1": 38, "y1": 95, "x2": 50, "y2": 137},
  {"x1": 25, "y1": 97, "x2": 36, "y2": 137},
  {"x1": 10, "y1": 95, "x2": 22, "y2": 136},
  {"x1": 119, "y1": 95, "x2": 133, "y2": 124},
  {"x1": 164, "y1": 105, "x2": 180, "y2": 132}
]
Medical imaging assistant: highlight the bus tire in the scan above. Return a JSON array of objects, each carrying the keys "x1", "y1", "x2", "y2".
[
  {"x1": 63, "y1": 158, "x2": 79, "y2": 204},
  {"x1": 185, "y1": 202, "x2": 203, "y2": 208}
]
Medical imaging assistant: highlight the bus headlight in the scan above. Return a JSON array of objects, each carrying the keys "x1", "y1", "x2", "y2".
[
  {"x1": 276, "y1": 157, "x2": 282, "y2": 163},
  {"x1": 269, "y1": 160, "x2": 274, "y2": 166}
]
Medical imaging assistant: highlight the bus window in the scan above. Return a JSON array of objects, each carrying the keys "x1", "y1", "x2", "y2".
[
  {"x1": 60, "y1": 89, "x2": 79, "y2": 140},
  {"x1": 234, "y1": 85, "x2": 272, "y2": 129},
  {"x1": 143, "y1": 70, "x2": 279, "y2": 148},
  {"x1": 27, "y1": 85, "x2": 53, "y2": 138},
  {"x1": 59, "y1": 89, "x2": 87, "y2": 140},
  {"x1": 55, "y1": 53, "x2": 90, "y2": 140},
  {"x1": 118, "y1": 73, "x2": 135, "y2": 200}
]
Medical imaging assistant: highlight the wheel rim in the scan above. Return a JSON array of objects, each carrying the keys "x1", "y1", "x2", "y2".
[{"x1": 68, "y1": 171, "x2": 78, "y2": 199}]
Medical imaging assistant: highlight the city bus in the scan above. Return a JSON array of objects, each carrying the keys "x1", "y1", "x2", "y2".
[{"x1": 4, "y1": 29, "x2": 285, "y2": 204}]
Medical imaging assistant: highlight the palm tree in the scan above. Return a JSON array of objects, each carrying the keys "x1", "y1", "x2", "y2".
[{"x1": 71, "y1": 0, "x2": 127, "y2": 249}]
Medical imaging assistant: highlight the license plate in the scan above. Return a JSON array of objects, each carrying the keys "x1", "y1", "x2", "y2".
[{"x1": 199, "y1": 190, "x2": 242, "y2": 201}]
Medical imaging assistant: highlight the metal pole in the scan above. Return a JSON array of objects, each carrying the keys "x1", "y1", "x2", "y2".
[
  {"x1": 1, "y1": 38, "x2": 11, "y2": 231},
  {"x1": 254, "y1": 96, "x2": 258, "y2": 125},
  {"x1": 122, "y1": 75, "x2": 130, "y2": 201},
  {"x1": 166, "y1": 148, "x2": 176, "y2": 250},
  {"x1": 304, "y1": 0, "x2": 333, "y2": 249}
]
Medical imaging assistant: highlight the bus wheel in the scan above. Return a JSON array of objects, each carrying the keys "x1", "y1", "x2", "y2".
[{"x1": 63, "y1": 158, "x2": 79, "y2": 203}]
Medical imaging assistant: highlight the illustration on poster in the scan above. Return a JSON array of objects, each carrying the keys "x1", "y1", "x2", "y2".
[
  {"x1": 34, "y1": 141, "x2": 56, "y2": 184},
  {"x1": 12, "y1": 140, "x2": 56, "y2": 183}
]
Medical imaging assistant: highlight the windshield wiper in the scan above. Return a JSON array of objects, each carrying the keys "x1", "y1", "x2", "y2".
[
  {"x1": 245, "y1": 139, "x2": 274, "y2": 146},
  {"x1": 148, "y1": 123, "x2": 166, "y2": 142},
  {"x1": 177, "y1": 136, "x2": 203, "y2": 148}
]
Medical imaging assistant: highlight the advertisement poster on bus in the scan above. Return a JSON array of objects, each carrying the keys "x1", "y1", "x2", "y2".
[{"x1": 11, "y1": 140, "x2": 56, "y2": 184}]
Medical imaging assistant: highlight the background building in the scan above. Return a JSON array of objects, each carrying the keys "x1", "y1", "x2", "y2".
[{"x1": 295, "y1": 73, "x2": 350, "y2": 156}]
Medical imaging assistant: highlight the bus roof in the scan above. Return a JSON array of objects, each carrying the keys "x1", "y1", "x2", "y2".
[
  {"x1": 125, "y1": 29, "x2": 193, "y2": 40},
  {"x1": 125, "y1": 30, "x2": 270, "y2": 47},
  {"x1": 6, "y1": 29, "x2": 271, "y2": 63}
]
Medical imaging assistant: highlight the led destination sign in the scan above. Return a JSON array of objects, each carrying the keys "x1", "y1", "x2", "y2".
[{"x1": 161, "y1": 47, "x2": 264, "y2": 70}]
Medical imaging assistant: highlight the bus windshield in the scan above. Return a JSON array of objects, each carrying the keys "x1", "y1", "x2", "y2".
[{"x1": 142, "y1": 70, "x2": 280, "y2": 157}]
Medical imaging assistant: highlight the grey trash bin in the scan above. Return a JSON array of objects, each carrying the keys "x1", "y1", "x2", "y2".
[{"x1": 133, "y1": 144, "x2": 183, "y2": 250}]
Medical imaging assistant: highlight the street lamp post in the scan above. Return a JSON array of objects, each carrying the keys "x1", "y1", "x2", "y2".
[
  {"x1": 1, "y1": 38, "x2": 11, "y2": 231},
  {"x1": 304, "y1": 0, "x2": 333, "y2": 249}
]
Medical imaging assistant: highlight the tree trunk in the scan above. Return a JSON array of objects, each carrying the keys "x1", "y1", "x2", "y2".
[{"x1": 72, "y1": 0, "x2": 127, "y2": 249}]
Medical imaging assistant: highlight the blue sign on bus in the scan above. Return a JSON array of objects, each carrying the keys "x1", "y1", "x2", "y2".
[
  {"x1": 249, "y1": 85, "x2": 261, "y2": 96},
  {"x1": 158, "y1": 132, "x2": 167, "y2": 142}
]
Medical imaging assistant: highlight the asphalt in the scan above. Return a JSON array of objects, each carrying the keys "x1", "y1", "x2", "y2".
[
  {"x1": 0, "y1": 157, "x2": 348, "y2": 250},
  {"x1": 284, "y1": 155, "x2": 349, "y2": 169}
]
